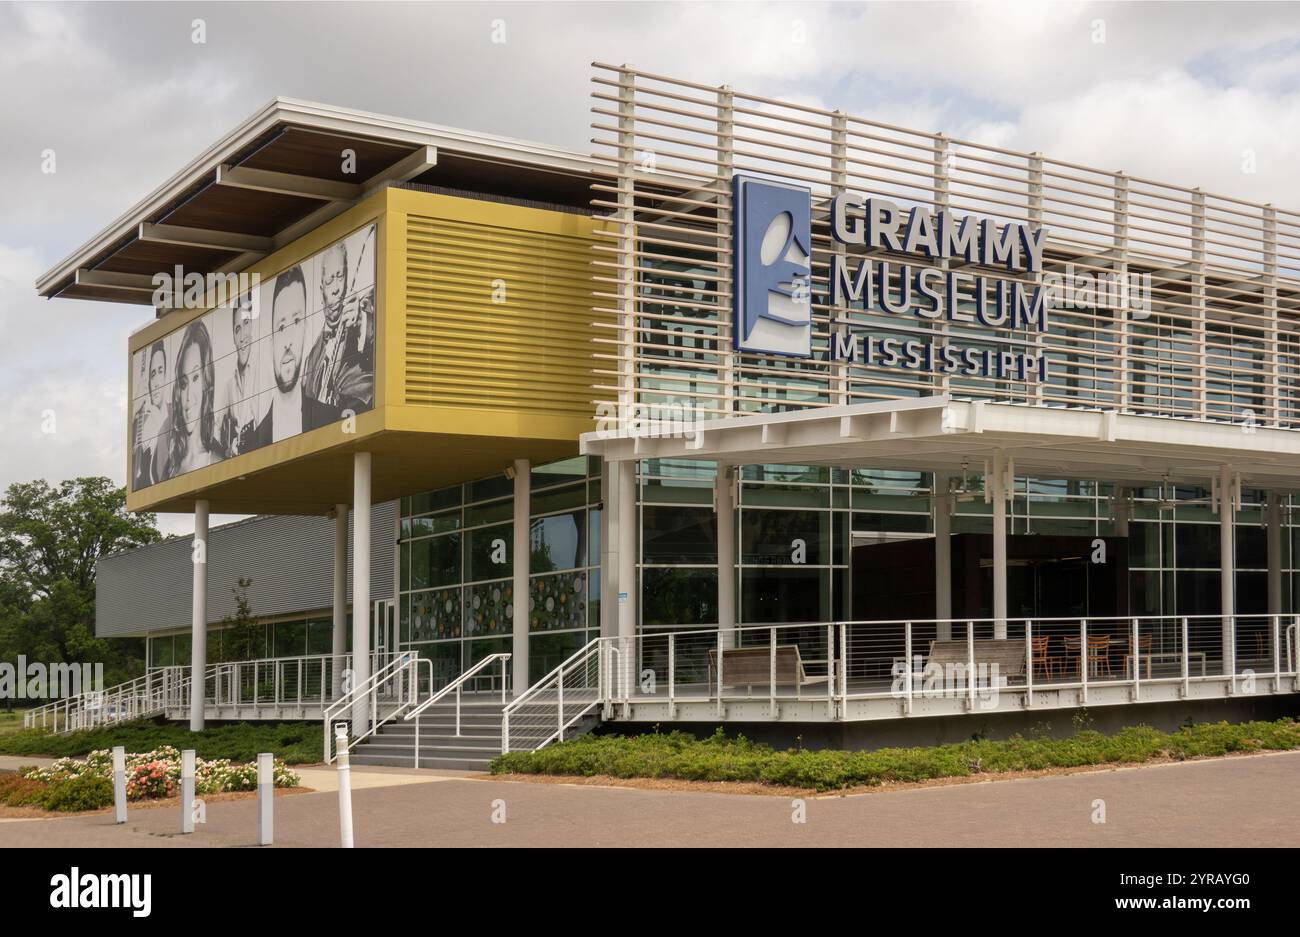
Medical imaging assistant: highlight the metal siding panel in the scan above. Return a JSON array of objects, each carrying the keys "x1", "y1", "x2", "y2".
[{"x1": 96, "y1": 500, "x2": 397, "y2": 637}]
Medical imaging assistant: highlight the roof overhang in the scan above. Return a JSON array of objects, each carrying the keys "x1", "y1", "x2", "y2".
[
  {"x1": 37, "y1": 97, "x2": 597, "y2": 309},
  {"x1": 581, "y1": 396, "x2": 1300, "y2": 490}
]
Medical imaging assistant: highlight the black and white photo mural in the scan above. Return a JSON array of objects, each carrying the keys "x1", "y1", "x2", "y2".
[{"x1": 130, "y1": 222, "x2": 377, "y2": 490}]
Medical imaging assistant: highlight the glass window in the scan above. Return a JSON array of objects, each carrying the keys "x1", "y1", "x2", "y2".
[
  {"x1": 643, "y1": 505, "x2": 716, "y2": 564},
  {"x1": 412, "y1": 533, "x2": 462, "y2": 589},
  {"x1": 642, "y1": 567, "x2": 717, "y2": 626},
  {"x1": 307, "y1": 618, "x2": 333, "y2": 655},
  {"x1": 530, "y1": 631, "x2": 591, "y2": 683},
  {"x1": 741, "y1": 567, "x2": 829, "y2": 623},
  {"x1": 530, "y1": 511, "x2": 585, "y2": 573},
  {"x1": 464, "y1": 580, "x2": 513, "y2": 637},
  {"x1": 1128, "y1": 521, "x2": 1160, "y2": 567},
  {"x1": 466, "y1": 499, "x2": 512, "y2": 526},
  {"x1": 467, "y1": 523, "x2": 512, "y2": 581},
  {"x1": 411, "y1": 588, "x2": 462, "y2": 641},
  {"x1": 532, "y1": 457, "x2": 588, "y2": 489},
  {"x1": 274, "y1": 619, "x2": 306, "y2": 658},
  {"x1": 528, "y1": 571, "x2": 589, "y2": 632},
  {"x1": 469, "y1": 476, "x2": 513, "y2": 503},
  {"x1": 1175, "y1": 523, "x2": 1219, "y2": 568},
  {"x1": 741, "y1": 508, "x2": 827, "y2": 565}
]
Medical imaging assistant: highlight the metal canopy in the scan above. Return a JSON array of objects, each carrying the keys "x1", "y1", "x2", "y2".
[
  {"x1": 37, "y1": 98, "x2": 596, "y2": 310},
  {"x1": 580, "y1": 396, "x2": 1300, "y2": 490}
]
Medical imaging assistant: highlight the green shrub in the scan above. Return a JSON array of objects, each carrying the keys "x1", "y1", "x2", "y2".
[
  {"x1": 37, "y1": 775, "x2": 113, "y2": 812},
  {"x1": 0, "y1": 719, "x2": 322, "y2": 764},
  {"x1": 490, "y1": 718, "x2": 1300, "y2": 792}
]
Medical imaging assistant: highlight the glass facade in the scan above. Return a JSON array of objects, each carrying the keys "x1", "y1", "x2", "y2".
[
  {"x1": 398, "y1": 456, "x2": 601, "y2": 687},
  {"x1": 145, "y1": 457, "x2": 1298, "y2": 679},
  {"x1": 147, "y1": 611, "x2": 343, "y2": 668}
]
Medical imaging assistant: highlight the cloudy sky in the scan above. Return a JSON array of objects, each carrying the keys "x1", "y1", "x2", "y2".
[{"x1": 4, "y1": 0, "x2": 1300, "y2": 535}]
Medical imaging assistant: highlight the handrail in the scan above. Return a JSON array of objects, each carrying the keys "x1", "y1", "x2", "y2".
[
  {"x1": 323, "y1": 652, "x2": 428, "y2": 763},
  {"x1": 403, "y1": 653, "x2": 510, "y2": 768},
  {"x1": 404, "y1": 653, "x2": 509, "y2": 725},
  {"x1": 502, "y1": 638, "x2": 605, "y2": 754}
]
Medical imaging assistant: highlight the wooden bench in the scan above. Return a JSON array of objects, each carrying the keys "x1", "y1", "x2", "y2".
[
  {"x1": 707, "y1": 645, "x2": 830, "y2": 697},
  {"x1": 923, "y1": 639, "x2": 1027, "y2": 687}
]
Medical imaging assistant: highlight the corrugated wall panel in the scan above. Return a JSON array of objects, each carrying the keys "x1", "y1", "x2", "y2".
[
  {"x1": 404, "y1": 213, "x2": 599, "y2": 415},
  {"x1": 95, "y1": 501, "x2": 397, "y2": 637}
]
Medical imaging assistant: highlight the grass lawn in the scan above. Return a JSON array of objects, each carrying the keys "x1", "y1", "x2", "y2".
[
  {"x1": 0, "y1": 718, "x2": 323, "y2": 764},
  {"x1": 0, "y1": 711, "x2": 26, "y2": 737},
  {"x1": 490, "y1": 719, "x2": 1300, "y2": 792}
]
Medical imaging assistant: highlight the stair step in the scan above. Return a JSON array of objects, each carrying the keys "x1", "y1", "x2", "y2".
[
  {"x1": 355, "y1": 743, "x2": 501, "y2": 759},
  {"x1": 352, "y1": 753, "x2": 495, "y2": 771},
  {"x1": 385, "y1": 720, "x2": 503, "y2": 733},
  {"x1": 364, "y1": 735, "x2": 502, "y2": 750}
]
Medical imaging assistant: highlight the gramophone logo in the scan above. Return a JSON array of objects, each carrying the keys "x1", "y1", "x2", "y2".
[{"x1": 733, "y1": 175, "x2": 812, "y2": 357}]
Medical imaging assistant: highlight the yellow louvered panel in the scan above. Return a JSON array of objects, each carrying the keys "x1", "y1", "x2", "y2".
[{"x1": 403, "y1": 208, "x2": 600, "y2": 416}]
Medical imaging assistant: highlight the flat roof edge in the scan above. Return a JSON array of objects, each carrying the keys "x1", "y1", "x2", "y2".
[{"x1": 36, "y1": 97, "x2": 597, "y2": 297}]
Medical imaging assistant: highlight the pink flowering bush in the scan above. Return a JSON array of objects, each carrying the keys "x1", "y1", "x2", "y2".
[{"x1": 22, "y1": 745, "x2": 298, "y2": 801}]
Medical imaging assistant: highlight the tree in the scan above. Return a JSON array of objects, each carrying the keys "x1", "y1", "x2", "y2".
[
  {"x1": 0, "y1": 477, "x2": 161, "y2": 690},
  {"x1": 219, "y1": 578, "x2": 263, "y2": 662}
]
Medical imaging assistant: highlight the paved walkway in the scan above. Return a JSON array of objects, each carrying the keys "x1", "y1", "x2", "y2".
[{"x1": 0, "y1": 751, "x2": 1297, "y2": 846}]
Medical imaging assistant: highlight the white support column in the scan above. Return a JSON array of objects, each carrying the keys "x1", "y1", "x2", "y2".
[
  {"x1": 189, "y1": 500, "x2": 209, "y2": 731},
  {"x1": 1219, "y1": 465, "x2": 1236, "y2": 678},
  {"x1": 350, "y1": 452, "x2": 371, "y2": 733},
  {"x1": 512, "y1": 459, "x2": 530, "y2": 696},
  {"x1": 990, "y1": 452, "x2": 1009, "y2": 640},
  {"x1": 716, "y1": 464, "x2": 736, "y2": 649},
  {"x1": 1267, "y1": 491, "x2": 1283, "y2": 617},
  {"x1": 332, "y1": 504, "x2": 348, "y2": 698},
  {"x1": 1114, "y1": 485, "x2": 1131, "y2": 537},
  {"x1": 934, "y1": 470, "x2": 952, "y2": 640},
  {"x1": 617, "y1": 460, "x2": 637, "y2": 695},
  {"x1": 600, "y1": 460, "x2": 617, "y2": 639}
]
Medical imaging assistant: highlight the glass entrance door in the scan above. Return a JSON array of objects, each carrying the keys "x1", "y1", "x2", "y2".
[{"x1": 371, "y1": 600, "x2": 397, "y2": 673}]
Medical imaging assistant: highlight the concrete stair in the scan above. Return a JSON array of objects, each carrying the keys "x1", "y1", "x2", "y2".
[{"x1": 351, "y1": 698, "x2": 507, "y2": 771}]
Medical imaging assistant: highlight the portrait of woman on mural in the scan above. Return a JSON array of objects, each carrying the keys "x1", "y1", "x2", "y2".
[{"x1": 156, "y1": 319, "x2": 226, "y2": 481}]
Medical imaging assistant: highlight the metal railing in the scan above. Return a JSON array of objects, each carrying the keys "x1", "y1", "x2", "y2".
[
  {"x1": 601, "y1": 613, "x2": 1300, "y2": 713},
  {"x1": 22, "y1": 668, "x2": 186, "y2": 734},
  {"x1": 404, "y1": 653, "x2": 510, "y2": 766},
  {"x1": 323, "y1": 652, "x2": 428, "y2": 763},
  {"x1": 502, "y1": 639, "x2": 606, "y2": 753},
  {"x1": 203, "y1": 653, "x2": 350, "y2": 708}
]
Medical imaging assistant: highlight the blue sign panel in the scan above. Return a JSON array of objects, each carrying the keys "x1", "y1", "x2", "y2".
[{"x1": 733, "y1": 175, "x2": 812, "y2": 357}]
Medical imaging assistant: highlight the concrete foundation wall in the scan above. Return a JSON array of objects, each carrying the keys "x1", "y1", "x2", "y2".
[{"x1": 606, "y1": 696, "x2": 1300, "y2": 752}]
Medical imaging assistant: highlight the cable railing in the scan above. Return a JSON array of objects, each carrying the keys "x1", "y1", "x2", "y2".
[
  {"x1": 502, "y1": 639, "x2": 606, "y2": 753},
  {"x1": 403, "y1": 653, "x2": 510, "y2": 766},
  {"x1": 323, "y1": 652, "x2": 428, "y2": 763},
  {"x1": 22, "y1": 668, "x2": 186, "y2": 734},
  {"x1": 606, "y1": 614, "x2": 1300, "y2": 715}
]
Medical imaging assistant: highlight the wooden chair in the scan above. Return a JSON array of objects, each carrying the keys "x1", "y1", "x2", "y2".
[
  {"x1": 1087, "y1": 634, "x2": 1112, "y2": 678},
  {"x1": 1030, "y1": 634, "x2": 1054, "y2": 680},
  {"x1": 1124, "y1": 633, "x2": 1152, "y2": 678},
  {"x1": 1062, "y1": 635, "x2": 1082, "y2": 678}
]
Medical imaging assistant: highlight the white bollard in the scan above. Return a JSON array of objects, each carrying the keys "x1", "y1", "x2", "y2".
[
  {"x1": 335, "y1": 724, "x2": 354, "y2": 848},
  {"x1": 180, "y1": 749, "x2": 195, "y2": 834},
  {"x1": 112, "y1": 746, "x2": 126, "y2": 824},
  {"x1": 256, "y1": 752, "x2": 273, "y2": 846}
]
